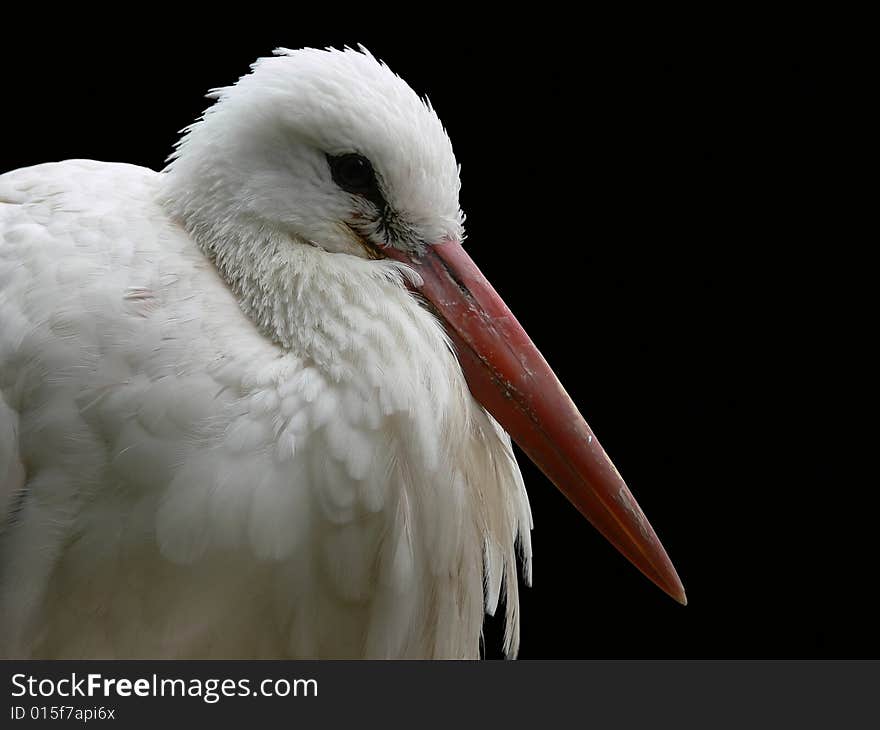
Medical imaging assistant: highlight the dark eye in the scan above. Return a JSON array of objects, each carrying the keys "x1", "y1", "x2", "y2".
[{"x1": 328, "y1": 153, "x2": 378, "y2": 196}]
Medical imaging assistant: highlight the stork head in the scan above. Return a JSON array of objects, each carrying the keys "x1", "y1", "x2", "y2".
[
  {"x1": 164, "y1": 47, "x2": 464, "y2": 261},
  {"x1": 164, "y1": 47, "x2": 686, "y2": 606}
]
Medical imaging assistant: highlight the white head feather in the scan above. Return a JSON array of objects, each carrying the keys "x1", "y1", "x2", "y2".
[{"x1": 162, "y1": 46, "x2": 465, "y2": 258}]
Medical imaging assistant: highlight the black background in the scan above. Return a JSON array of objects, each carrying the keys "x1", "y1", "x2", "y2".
[{"x1": 1, "y1": 19, "x2": 867, "y2": 659}]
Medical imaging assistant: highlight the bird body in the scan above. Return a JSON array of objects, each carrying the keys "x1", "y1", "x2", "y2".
[
  {"x1": 0, "y1": 158, "x2": 530, "y2": 658},
  {"x1": 0, "y1": 48, "x2": 684, "y2": 659}
]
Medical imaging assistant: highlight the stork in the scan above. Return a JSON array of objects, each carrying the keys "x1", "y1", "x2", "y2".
[{"x1": 0, "y1": 47, "x2": 684, "y2": 659}]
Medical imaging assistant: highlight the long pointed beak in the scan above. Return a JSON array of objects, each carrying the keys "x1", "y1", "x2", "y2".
[{"x1": 385, "y1": 238, "x2": 686, "y2": 605}]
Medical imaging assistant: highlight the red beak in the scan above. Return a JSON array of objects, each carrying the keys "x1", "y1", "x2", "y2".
[{"x1": 385, "y1": 238, "x2": 686, "y2": 605}]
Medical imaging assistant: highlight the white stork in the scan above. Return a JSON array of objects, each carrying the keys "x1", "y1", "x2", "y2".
[{"x1": 0, "y1": 47, "x2": 684, "y2": 659}]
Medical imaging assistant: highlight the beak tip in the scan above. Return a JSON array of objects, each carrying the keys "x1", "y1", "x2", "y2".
[{"x1": 665, "y1": 574, "x2": 688, "y2": 606}]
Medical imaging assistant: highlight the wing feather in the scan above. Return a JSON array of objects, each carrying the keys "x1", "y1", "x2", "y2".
[{"x1": 0, "y1": 160, "x2": 533, "y2": 659}]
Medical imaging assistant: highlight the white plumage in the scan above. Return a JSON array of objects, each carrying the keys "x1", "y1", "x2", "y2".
[{"x1": 0, "y1": 48, "x2": 532, "y2": 658}]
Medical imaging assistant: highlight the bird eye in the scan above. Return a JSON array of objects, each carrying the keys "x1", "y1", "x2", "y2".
[{"x1": 328, "y1": 153, "x2": 378, "y2": 196}]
